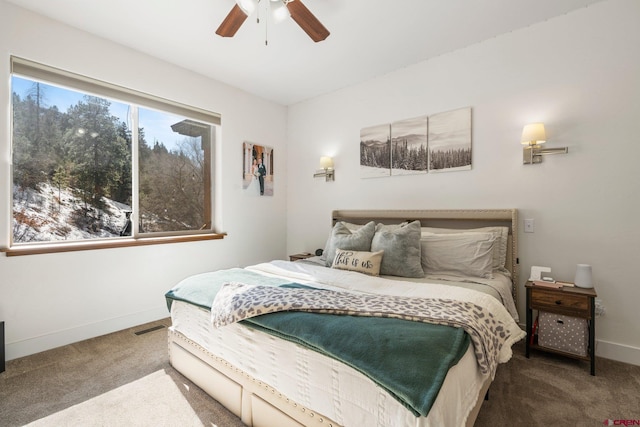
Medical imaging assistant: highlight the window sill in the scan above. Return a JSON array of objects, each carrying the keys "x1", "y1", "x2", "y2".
[{"x1": 1, "y1": 233, "x2": 226, "y2": 257}]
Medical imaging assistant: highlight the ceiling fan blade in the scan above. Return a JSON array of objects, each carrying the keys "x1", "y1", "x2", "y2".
[
  {"x1": 286, "y1": 0, "x2": 330, "y2": 42},
  {"x1": 215, "y1": 4, "x2": 248, "y2": 37}
]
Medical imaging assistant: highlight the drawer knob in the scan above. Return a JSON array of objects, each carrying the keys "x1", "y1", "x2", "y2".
[{"x1": 555, "y1": 300, "x2": 562, "y2": 305}]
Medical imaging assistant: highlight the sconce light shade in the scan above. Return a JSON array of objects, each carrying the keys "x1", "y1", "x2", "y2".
[
  {"x1": 521, "y1": 123, "x2": 546, "y2": 145},
  {"x1": 574, "y1": 264, "x2": 594, "y2": 288},
  {"x1": 314, "y1": 156, "x2": 335, "y2": 181},
  {"x1": 320, "y1": 156, "x2": 334, "y2": 169},
  {"x1": 521, "y1": 122, "x2": 568, "y2": 165}
]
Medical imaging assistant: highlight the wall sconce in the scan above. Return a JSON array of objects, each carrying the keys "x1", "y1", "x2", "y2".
[
  {"x1": 521, "y1": 123, "x2": 568, "y2": 164},
  {"x1": 313, "y1": 156, "x2": 335, "y2": 181}
]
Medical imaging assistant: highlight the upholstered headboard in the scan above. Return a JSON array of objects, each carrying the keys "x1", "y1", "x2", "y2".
[{"x1": 331, "y1": 209, "x2": 519, "y2": 301}]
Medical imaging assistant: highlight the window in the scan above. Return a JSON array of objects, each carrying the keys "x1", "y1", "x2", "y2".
[{"x1": 7, "y1": 57, "x2": 221, "y2": 255}]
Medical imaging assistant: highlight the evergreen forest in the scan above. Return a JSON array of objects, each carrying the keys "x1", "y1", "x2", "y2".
[
  {"x1": 429, "y1": 148, "x2": 472, "y2": 170},
  {"x1": 360, "y1": 139, "x2": 391, "y2": 169},
  {"x1": 12, "y1": 82, "x2": 206, "y2": 243},
  {"x1": 391, "y1": 139, "x2": 428, "y2": 171}
]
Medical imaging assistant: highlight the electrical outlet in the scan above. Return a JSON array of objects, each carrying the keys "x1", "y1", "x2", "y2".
[{"x1": 524, "y1": 219, "x2": 535, "y2": 233}]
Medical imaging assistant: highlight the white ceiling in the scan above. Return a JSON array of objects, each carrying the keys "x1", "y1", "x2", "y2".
[{"x1": 6, "y1": 0, "x2": 603, "y2": 106}]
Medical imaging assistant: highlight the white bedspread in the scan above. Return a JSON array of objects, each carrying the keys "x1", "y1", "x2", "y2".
[
  {"x1": 170, "y1": 260, "x2": 525, "y2": 427},
  {"x1": 298, "y1": 255, "x2": 519, "y2": 321},
  {"x1": 249, "y1": 260, "x2": 519, "y2": 321}
]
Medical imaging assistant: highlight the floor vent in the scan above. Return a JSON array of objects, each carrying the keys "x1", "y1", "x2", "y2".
[{"x1": 134, "y1": 325, "x2": 166, "y2": 336}]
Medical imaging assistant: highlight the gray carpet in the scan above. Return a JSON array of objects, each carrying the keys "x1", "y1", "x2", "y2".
[
  {"x1": 475, "y1": 343, "x2": 640, "y2": 426},
  {"x1": 1, "y1": 319, "x2": 638, "y2": 426},
  {"x1": 0, "y1": 319, "x2": 244, "y2": 427}
]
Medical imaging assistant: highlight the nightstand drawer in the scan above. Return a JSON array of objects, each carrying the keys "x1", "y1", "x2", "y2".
[{"x1": 530, "y1": 289, "x2": 590, "y2": 317}]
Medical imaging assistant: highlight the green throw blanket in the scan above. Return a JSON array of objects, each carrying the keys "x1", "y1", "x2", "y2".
[
  {"x1": 165, "y1": 268, "x2": 291, "y2": 310},
  {"x1": 165, "y1": 269, "x2": 470, "y2": 417}
]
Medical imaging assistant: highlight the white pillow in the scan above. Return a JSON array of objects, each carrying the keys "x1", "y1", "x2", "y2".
[
  {"x1": 331, "y1": 249, "x2": 384, "y2": 276},
  {"x1": 420, "y1": 232, "x2": 495, "y2": 278},
  {"x1": 421, "y1": 226, "x2": 508, "y2": 271}
]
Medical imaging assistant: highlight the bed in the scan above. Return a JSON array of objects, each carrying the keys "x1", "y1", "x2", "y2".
[{"x1": 165, "y1": 209, "x2": 525, "y2": 427}]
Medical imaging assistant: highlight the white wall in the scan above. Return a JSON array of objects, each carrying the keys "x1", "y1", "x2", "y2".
[
  {"x1": 2, "y1": 0, "x2": 639, "y2": 367},
  {"x1": 0, "y1": 1, "x2": 288, "y2": 359},
  {"x1": 286, "y1": 0, "x2": 640, "y2": 365}
]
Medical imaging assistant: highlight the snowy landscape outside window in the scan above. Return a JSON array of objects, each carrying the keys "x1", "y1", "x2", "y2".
[{"x1": 9, "y1": 57, "x2": 220, "y2": 253}]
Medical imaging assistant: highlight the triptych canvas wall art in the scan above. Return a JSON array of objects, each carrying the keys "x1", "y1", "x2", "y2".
[{"x1": 360, "y1": 107, "x2": 471, "y2": 179}]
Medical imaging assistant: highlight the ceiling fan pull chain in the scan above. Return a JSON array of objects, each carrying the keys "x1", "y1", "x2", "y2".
[
  {"x1": 256, "y1": 0, "x2": 261, "y2": 24},
  {"x1": 265, "y1": 0, "x2": 269, "y2": 45}
]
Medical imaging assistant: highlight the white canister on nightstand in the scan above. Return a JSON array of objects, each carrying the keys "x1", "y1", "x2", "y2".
[{"x1": 574, "y1": 264, "x2": 594, "y2": 288}]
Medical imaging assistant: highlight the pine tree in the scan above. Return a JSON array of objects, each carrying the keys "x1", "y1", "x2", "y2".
[{"x1": 65, "y1": 96, "x2": 127, "y2": 212}]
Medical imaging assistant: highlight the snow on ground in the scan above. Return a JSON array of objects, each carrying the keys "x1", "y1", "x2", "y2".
[{"x1": 12, "y1": 182, "x2": 131, "y2": 243}]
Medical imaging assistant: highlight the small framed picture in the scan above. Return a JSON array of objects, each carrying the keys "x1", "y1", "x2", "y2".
[{"x1": 243, "y1": 142, "x2": 274, "y2": 196}]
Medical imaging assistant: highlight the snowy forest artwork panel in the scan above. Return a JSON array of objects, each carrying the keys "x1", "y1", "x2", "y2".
[
  {"x1": 391, "y1": 116, "x2": 428, "y2": 176},
  {"x1": 428, "y1": 107, "x2": 472, "y2": 172},
  {"x1": 360, "y1": 107, "x2": 471, "y2": 177},
  {"x1": 360, "y1": 124, "x2": 391, "y2": 178}
]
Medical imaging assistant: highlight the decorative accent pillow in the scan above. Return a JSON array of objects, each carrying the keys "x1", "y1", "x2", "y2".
[
  {"x1": 421, "y1": 226, "x2": 509, "y2": 271},
  {"x1": 320, "y1": 221, "x2": 371, "y2": 263},
  {"x1": 323, "y1": 221, "x2": 376, "y2": 267},
  {"x1": 420, "y1": 232, "x2": 495, "y2": 278},
  {"x1": 342, "y1": 221, "x2": 367, "y2": 231},
  {"x1": 371, "y1": 220, "x2": 424, "y2": 278},
  {"x1": 331, "y1": 249, "x2": 384, "y2": 276}
]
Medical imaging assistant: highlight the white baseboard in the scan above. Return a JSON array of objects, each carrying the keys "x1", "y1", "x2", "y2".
[
  {"x1": 596, "y1": 339, "x2": 640, "y2": 367},
  {"x1": 5, "y1": 307, "x2": 169, "y2": 361}
]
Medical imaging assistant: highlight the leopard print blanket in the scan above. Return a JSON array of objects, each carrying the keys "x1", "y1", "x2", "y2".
[{"x1": 212, "y1": 282, "x2": 518, "y2": 377}]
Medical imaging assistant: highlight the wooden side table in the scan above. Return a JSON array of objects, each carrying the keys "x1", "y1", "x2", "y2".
[
  {"x1": 525, "y1": 282, "x2": 597, "y2": 375},
  {"x1": 289, "y1": 253, "x2": 313, "y2": 262}
]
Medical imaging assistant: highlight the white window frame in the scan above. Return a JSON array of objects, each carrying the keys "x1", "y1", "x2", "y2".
[{"x1": 4, "y1": 57, "x2": 223, "y2": 256}]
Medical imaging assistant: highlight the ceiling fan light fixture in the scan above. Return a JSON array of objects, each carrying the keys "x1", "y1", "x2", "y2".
[
  {"x1": 272, "y1": 3, "x2": 291, "y2": 23},
  {"x1": 236, "y1": 0, "x2": 258, "y2": 15},
  {"x1": 217, "y1": 0, "x2": 329, "y2": 43}
]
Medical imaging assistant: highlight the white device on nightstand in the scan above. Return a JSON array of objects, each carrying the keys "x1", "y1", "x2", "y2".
[{"x1": 529, "y1": 266, "x2": 551, "y2": 281}]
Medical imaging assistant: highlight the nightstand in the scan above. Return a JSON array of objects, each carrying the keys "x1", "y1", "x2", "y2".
[
  {"x1": 289, "y1": 253, "x2": 313, "y2": 262},
  {"x1": 525, "y1": 282, "x2": 597, "y2": 375}
]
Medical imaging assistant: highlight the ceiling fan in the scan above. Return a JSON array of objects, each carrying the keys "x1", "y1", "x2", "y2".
[{"x1": 216, "y1": 0, "x2": 330, "y2": 43}]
